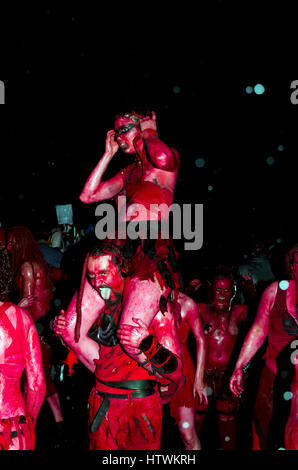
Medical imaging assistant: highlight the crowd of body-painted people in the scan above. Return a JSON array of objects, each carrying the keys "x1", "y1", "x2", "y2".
[{"x1": 0, "y1": 110, "x2": 297, "y2": 451}]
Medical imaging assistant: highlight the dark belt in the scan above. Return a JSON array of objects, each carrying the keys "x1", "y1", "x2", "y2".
[
  {"x1": 0, "y1": 415, "x2": 26, "y2": 440},
  {"x1": 0, "y1": 430, "x2": 23, "y2": 439},
  {"x1": 90, "y1": 379, "x2": 157, "y2": 434}
]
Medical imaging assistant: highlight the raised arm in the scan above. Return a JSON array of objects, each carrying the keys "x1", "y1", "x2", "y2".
[
  {"x1": 135, "y1": 112, "x2": 180, "y2": 171},
  {"x1": 79, "y1": 130, "x2": 124, "y2": 203},
  {"x1": 23, "y1": 311, "x2": 46, "y2": 422},
  {"x1": 185, "y1": 298, "x2": 207, "y2": 404},
  {"x1": 229, "y1": 281, "x2": 278, "y2": 396}
]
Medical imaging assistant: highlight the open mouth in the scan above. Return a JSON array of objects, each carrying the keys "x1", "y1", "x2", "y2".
[
  {"x1": 119, "y1": 142, "x2": 129, "y2": 150},
  {"x1": 97, "y1": 286, "x2": 111, "y2": 300}
]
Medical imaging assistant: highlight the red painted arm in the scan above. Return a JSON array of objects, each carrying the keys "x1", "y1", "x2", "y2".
[
  {"x1": 235, "y1": 283, "x2": 277, "y2": 368},
  {"x1": 58, "y1": 278, "x2": 105, "y2": 372},
  {"x1": 141, "y1": 130, "x2": 180, "y2": 171},
  {"x1": 79, "y1": 130, "x2": 124, "y2": 203},
  {"x1": 17, "y1": 263, "x2": 36, "y2": 309},
  {"x1": 151, "y1": 309, "x2": 183, "y2": 384},
  {"x1": 23, "y1": 311, "x2": 46, "y2": 421},
  {"x1": 184, "y1": 297, "x2": 207, "y2": 403},
  {"x1": 20, "y1": 262, "x2": 35, "y2": 298},
  {"x1": 230, "y1": 281, "x2": 278, "y2": 396},
  {"x1": 137, "y1": 112, "x2": 180, "y2": 171}
]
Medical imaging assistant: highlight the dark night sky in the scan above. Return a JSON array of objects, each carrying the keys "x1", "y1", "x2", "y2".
[{"x1": 1, "y1": 3, "x2": 297, "y2": 278}]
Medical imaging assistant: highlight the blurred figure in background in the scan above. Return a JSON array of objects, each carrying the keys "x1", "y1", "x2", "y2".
[
  {"x1": 6, "y1": 226, "x2": 66, "y2": 447},
  {"x1": 230, "y1": 244, "x2": 298, "y2": 450},
  {"x1": 284, "y1": 352, "x2": 298, "y2": 450},
  {"x1": 169, "y1": 290, "x2": 207, "y2": 450},
  {"x1": 36, "y1": 225, "x2": 63, "y2": 270},
  {"x1": 195, "y1": 267, "x2": 249, "y2": 450},
  {"x1": 0, "y1": 248, "x2": 46, "y2": 450},
  {"x1": 238, "y1": 239, "x2": 275, "y2": 306}
]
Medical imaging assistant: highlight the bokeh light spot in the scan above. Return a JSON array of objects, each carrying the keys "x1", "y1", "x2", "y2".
[
  {"x1": 195, "y1": 158, "x2": 206, "y2": 168},
  {"x1": 279, "y1": 280, "x2": 289, "y2": 291},
  {"x1": 254, "y1": 83, "x2": 265, "y2": 95},
  {"x1": 283, "y1": 391, "x2": 293, "y2": 401},
  {"x1": 266, "y1": 156, "x2": 275, "y2": 165}
]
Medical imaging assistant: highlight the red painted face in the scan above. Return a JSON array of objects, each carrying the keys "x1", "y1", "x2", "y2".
[
  {"x1": 114, "y1": 115, "x2": 140, "y2": 154},
  {"x1": 87, "y1": 254, "x2": 124, "y2": 300},
  {"x1": 211, "y1": 278, "x2": 234, "y2": 312}
]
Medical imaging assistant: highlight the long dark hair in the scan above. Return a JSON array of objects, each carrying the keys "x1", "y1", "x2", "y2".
[{"x1": 7, "y1": 226, "x2": 52, "y2": 293}]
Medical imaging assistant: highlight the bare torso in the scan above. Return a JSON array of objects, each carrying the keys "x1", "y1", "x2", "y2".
[
  {"x1": 117, "y1": 154, "x2": 179, "y2": 223},
  {"x1": 198, "y1": 303, "x2": 247, "y2": 370}
]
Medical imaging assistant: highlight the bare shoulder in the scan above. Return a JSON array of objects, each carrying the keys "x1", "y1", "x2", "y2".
[
  {"x1": 254, "y1": 282, "x2": 279, "y2": 317},
  {"x1": 179, "y1": 292, "x2": 197, "y2": 310},
  {"x1": 15, "y1": 304, "x2": 35, "y2": 327},
  {"x1": 265, "y1": 280, "x2": 279, "y2": 293},
  {"x1": 261, "y1": 281, "x2": 279, "y2": 301},
  {"x1": 1, "y1": 302, "x2": 17, "y2": 317},
  {"x1": 4, "y1": 303, "x2": 35, "y2": 331}
]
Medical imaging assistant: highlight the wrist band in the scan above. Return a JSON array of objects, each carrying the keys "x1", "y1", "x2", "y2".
[{"x1": 139, "y1": 334, "x2": 178, "y2": 374}]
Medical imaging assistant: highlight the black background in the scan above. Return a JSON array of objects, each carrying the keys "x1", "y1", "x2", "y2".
[
  {"x1": 0, "y1": 1, "x2": 298, "y2": 461},
  {"x1": 0, "y1": 2, "x2": 297, "y2": 279}
]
